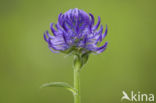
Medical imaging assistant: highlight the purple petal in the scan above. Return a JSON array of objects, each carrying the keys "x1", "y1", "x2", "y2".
[
  {"x1": 97, "y1": 25, "x2": 103, "y2": 34},
  {"x1": 102, "y1": 24, "x2": 108, "y2": 39},
  {"x1": 62, "y1": 22, "x2": 68, "y2": 32},
  {"x1": 83, "y1": 35, "x2": 88, "y2": 44},
  {"x1": 55, "y1": 23, "x2": 64, "y2": 34},
  {"x1": 86, "y1": 44, "x2": 97, "y2": 51},
  {"x1": 46, "y1": 31, "x2": 54, "y2": 39},
  {"x1": 92, "y1": 16, "x2": 101, "y2": 31},
  {"x1": 96, "y1": 25, "x2": 103, "y2": 42},
  {"x1": 72, "y1": 8, "x2": 79, "y2": 18},
  {"x1": 50, "y1": 23, "x2": 57, "y2": 36},
  {"x1": 89, "y1": 13, "x2": 95, "y2": 25},
  {"x1": 43, "y1": 32, "x2": 48, "y2": 42},
  {"x1": 52, "y1": 45, "x2": 68, "y2": 51},
  {"x1": 48, "y1": 46, "x2": 60, "y2": 53},
  {"x1": 96, "y1": 42, "x2": 108, "y2": 54},
  {"x1": 58, "y1": 13, "x2": 63, "y2": 26},
  {"x1": 75, "y1": 17, "x2": 80, "y2": 33},
  {"x1": 79, "y1": 10, "x2": 90, "y2": 23},
  {"x1": 47, "y1": 38, "x2": 60, "y2": 52},
  {"x1": 48, "y1": 38, "x2": 67, "y2": 51},
  {"x1": 62, "y1": 32, "x2": 67, "y2": 44}
]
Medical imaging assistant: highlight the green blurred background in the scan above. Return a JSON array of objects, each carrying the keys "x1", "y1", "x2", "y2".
[{"x1": 0, "y1": 0, "x2": 156, "y2": 103}]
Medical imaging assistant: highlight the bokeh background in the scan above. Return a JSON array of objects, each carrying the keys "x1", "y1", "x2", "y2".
[{"x1": 0, "y1": 0, "x2": 156, "y2": 103}]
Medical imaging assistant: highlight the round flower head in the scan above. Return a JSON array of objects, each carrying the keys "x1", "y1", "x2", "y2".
[{"x1": 44, "y1": 8, "x2": 108, "y2": 55}]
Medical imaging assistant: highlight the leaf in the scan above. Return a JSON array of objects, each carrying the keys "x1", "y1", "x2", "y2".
[
  {"x1": 41, "y1": 82, "x2": 77, "y2": 95},
  {"x1": 73, "y1": 54, "x2": 82, "y2": 69},
  {"x1": 81, "y1": 53, "x2": 89, "y2": 66}
]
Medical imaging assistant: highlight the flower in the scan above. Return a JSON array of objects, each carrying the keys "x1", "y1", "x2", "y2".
[{"x1": 44, "y1": 8, "x2": 108, "y2": 54}]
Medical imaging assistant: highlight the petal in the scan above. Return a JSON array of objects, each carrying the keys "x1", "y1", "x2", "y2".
[
  {"x1": 64, "y1": 9, "x2": 72, "y2": 19},
  {"x1": 92, "y1": 16, "x2": 101, "y2": 31},
  {"x1": 86, "y1": 44, "x2": 97, "y2": 51},
  {"x1": 50, "y1": 36, "x2": 64, "y2": 45},
  {"x1": 89, "y1": 13, "x2": 95, "y2": 32},
  {"x1": 47, "y1": 38, "x2": 61, "y2": 52},
  {"x1": 55, "y1": 23, "x2": 65, "y2": 34},
  {"x1": 52, "y1": 45, "x2": 68, "y2": 51},
  {"x1": 62, "y1": 32, "x2": 68, "y2": 44},
  {"x1": 46, "y1": 31, "x2": 54, "y2": 39},
  {"x1": 96, "y1": 25, "x2": 103, "y2": 42},
  {"x1": 96, "y1": 42, "x2": 108, "y2": 54},
  {"x1": 79, "y1": 9, "x2": 90, "y2": 24},
  {"x1": 48, "y1": 37, "x2": 67, "y2": 51},
  {"x1": 83, "y1": 35, "x2": 88, "y2": 44},
  {"x1": 48, "y1": 46, "x2": 60, "y2": 53},
  {"x1": 58, "y1": 13, "x2": 63, "y2": 26},
  {"x1": 97, "y1": 25, "x2": 103, "y2": 34},
  {"x1": 62, "y1": 22, "x2": 68, "y2": 32},
  {"x1": 50, "y1": 23, "x2": 57, "y2": 36},
  {"x1": 43, "y1": 32, "x2": 48, "y2": 42},
  {"x1": 102, "y1": 24, "x2": 108, "y2": 39},
  {"x1": 72, "y1": 8, "x2": 79, "y2": 18},
  {"x1": 89, "y1": 13, "x2": 95, "y2": 25}
]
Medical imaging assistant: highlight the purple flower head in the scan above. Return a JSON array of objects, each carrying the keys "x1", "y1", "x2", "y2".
[{"x1": 44, "y1": 8, "x2": 108, "y2": 55}]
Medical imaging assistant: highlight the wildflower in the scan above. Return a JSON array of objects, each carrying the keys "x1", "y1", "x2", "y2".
[
  {"x1": 42, "y1": 8, "x2": 109, "y2": 103},
  {"x1": 44, "y1": 8, "x2": 108, "y2": 55}
]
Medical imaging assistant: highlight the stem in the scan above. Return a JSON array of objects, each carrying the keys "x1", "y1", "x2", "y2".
[{"x1": 74, "y1": 56, "x2": 81, "y2": 103}]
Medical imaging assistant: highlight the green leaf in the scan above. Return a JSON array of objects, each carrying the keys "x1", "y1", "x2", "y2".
[
  {"x1": 81, "y1": 53, "x2": 89, "y2": 66},
  {"x1": 41, "y1": 82, "x2": 77, "y2": 95},
  {"x1": 73, "y1": 54, "x2": 82, "y2": 70}
]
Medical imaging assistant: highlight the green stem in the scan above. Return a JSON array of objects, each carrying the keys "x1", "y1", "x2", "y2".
[
  {"x1": 74, "y1": 55, "x2": 81, "y2": 103},
  {"x1": 74, "y1": 67, "x2": 80, "y2": 103}
]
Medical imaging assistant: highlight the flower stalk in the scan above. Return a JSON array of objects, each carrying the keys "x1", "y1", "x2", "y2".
[
  {"x1": 74, "y1": 66, "x2": 80, "y2": 103},
  {"x1": 73, "y1": 55, "x2": 81, "y2": 103}
]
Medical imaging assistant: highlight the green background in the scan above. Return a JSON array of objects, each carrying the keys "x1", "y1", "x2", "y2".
[{"x1": 0, "y1": 0, "x2": 156, "y2": 103}]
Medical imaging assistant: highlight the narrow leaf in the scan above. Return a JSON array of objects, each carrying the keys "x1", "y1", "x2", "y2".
[{"x1": 41, "y1": 82, "x2": 77, "y2": 95}]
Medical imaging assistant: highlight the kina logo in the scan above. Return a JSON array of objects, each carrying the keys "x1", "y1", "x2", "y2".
[{"x1": 121, "y1": 91, "x2": 154, "y2": 102}]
